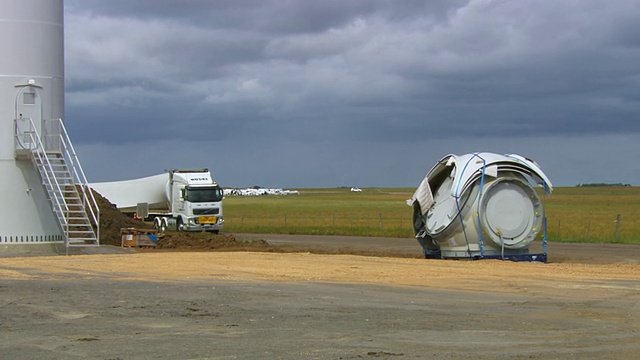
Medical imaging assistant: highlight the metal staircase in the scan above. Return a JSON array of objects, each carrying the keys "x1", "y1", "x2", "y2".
[{"x1": 14, "y1": 117, "x2": 100, "y2": 249}]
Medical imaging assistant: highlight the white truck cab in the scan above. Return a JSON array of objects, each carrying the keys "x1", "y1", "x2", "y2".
[
  {"x1": 153, "y1": 169, "x2": 224, "y2": 232},
  {"x1": 162, "y1": 169, "x2": 224, "y2": 232}
]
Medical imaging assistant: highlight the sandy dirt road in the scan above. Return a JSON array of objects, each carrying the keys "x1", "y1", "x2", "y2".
[
  {"x1": 234, "y1": 233, "x2": 640, "y2": 264},
  {"x1": 0, "y1": 235, "x2": 639, "y2": 359}
]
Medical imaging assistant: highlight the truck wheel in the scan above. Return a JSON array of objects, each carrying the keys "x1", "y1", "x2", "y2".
[
  {"x1": 154, "y1": 218, "x2": 166, "y2": 232},
  {"x1": 177, "y1": 218, "x2": 184, "y2": 232}
]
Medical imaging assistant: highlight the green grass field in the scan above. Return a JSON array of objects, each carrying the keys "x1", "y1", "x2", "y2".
[{"x1": 222, "y1": 186, "x2": 640, "y2": 244}]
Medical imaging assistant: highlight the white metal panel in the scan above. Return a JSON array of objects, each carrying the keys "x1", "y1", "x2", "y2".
[
  {"x1": 448, "y1": 152, "x2": 554, "y2": 197},
  {"x1": 406, "y1": 175, "x2": 434, "y2": 216}
]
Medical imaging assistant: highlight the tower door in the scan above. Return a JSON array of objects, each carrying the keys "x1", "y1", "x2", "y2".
[
  {"x1": 16, "y1": 85, "x2": 43, "y2": 125},
  {"x1": 14, "y1": 85, "x2": 43, "y2": 150}
]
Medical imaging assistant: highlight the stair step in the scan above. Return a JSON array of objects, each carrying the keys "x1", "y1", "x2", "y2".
[
  {"x1": 49, "y1": 196, "x2": 81, "y2": 201},
  {"x1": 63, "y1": 212, "x2": 88, "y2": 216},
  {"x1": 51, "y1": 207, "x2": 85, "y2": 213},
  {"x1": 53, "y1": 208, "x2": 86, "y2": 212},
  {"x1": 46, "y1": 190, "x2": 77, "y2": 194},
  {"x1": 43, "y1": 184, "x2": 75, "y2": 189},
  {"x1": 67, "y1": 240, "x2": 97, "y2": 243},
  {"x1": 49, "y1": 177, "x2": 72, "y2": 181},
  {"x1": 40, "y1": 165, "x2": 68, "y2": 169}
]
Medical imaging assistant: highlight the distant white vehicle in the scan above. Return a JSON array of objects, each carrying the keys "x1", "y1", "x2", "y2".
[
  {"x1": 224, "y1": 187, "x2": 299, "y2": 196},
  {"x1": 350, "y1": 187, "x2": 362, "y2": 192}
]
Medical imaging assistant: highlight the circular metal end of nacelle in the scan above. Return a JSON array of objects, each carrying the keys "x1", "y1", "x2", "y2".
[{"x1": 480, "y1": 177, "x2": 543, "y2": 249}]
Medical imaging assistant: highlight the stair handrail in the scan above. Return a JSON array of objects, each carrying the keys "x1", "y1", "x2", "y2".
[
  {"x1": 14, "y1": 117, "x2": 69, "y2": 225},
  {"x1": 43, "y1": 118, "x2": 100, "y2": 243}
]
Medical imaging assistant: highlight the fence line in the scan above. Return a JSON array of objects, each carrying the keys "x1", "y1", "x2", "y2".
[{"x1": 552, "y1": 214, "x2": 628, "y2": 241}]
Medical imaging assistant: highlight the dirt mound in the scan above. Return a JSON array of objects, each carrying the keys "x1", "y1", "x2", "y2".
[
  {"x1": 92, "y1": 188, "x2": 272, "y2": 251},
  {"x1": 157, "y1": 232, "x2": 270, "y2": 251},
  {"x1": 92, "y1": 189, "x2": 154, "y2": 246}
]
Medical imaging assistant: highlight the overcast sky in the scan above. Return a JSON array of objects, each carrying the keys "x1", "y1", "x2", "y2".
[{"x1": 63, "y1": 0, "x2": 640, "y2": 188}]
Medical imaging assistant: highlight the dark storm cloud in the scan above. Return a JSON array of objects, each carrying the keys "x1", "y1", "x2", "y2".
[
  {"x1": 63, "y1": 0, "x2": 640, "y2": 186},
  {"x1": 66, "y1": 0, "x2": 465, "y2": 33}
]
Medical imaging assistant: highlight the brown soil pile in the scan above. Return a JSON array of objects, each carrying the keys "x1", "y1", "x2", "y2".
[
  {"x1": 92, "y1": 189, "x2": 154, "y2": 246},
  {"x1": 156, "y1": 232, "x2": 269, "y2": 250},
  {"x1": 92, "y1": 189, "x2": 270, "y2": 251}
]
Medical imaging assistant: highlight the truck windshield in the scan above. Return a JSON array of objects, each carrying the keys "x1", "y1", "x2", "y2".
[{"x1": 184, "y1": 186, "x2": 224, "y2": 202}]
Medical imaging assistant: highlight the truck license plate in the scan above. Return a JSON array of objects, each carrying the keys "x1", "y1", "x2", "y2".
[{"x1": 199, "y1": 216, "x2": 217, "y2": 224}]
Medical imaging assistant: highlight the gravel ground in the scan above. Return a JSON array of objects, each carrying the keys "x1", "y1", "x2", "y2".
[{"x1": 0, "y1": 235, "x2": 639, "y2": 359}]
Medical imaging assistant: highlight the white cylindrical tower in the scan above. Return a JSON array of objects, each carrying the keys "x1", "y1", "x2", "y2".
[{"x1": 0, "y1": 0, "x2": 65, "y2": 250}]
